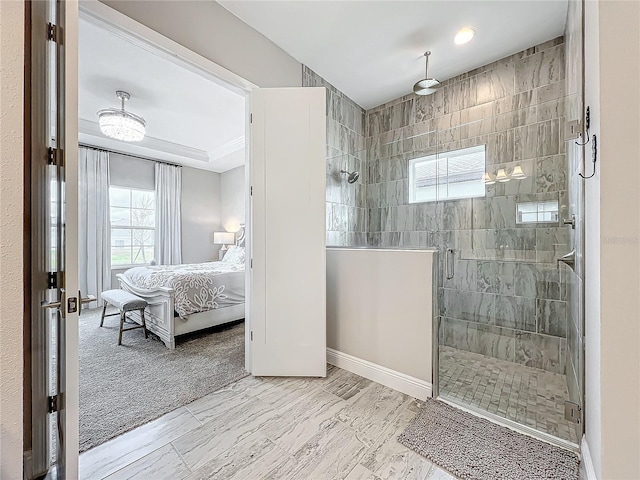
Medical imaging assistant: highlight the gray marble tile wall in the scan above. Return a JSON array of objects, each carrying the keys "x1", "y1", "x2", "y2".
[
  {"x1": 364, "y1": 38, "x2": 572, "y2": 373},
  {"x1": 564, "y1": 0, "x2": 585, "y2": 439},
  {"x1": 302, "y1": 66, "x2": 367, "y2": 246}
]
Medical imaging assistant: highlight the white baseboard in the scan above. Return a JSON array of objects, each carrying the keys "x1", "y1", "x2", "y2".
[
  {"x1": 581, "y1": 437, "x2": 598, "y2": 480},
  {"x1": 326, "y1": 348, "x2": 432, "y2": 400}
]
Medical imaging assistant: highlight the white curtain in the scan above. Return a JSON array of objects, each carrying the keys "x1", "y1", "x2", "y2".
[
  {"x1": 155, "y1": 162, "x2": 182, "y2": 265},
  {"x1": 78, "y1": 147, "x2": 111, "y2": 301}
]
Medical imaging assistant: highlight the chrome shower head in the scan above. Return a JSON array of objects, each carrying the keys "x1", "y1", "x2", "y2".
[
  {"x1": 341, "y1": 169, "x2": 360, "y2": 184},
  {"x1": 413, "y1": 51, "x2": 441, "y2": 96}
]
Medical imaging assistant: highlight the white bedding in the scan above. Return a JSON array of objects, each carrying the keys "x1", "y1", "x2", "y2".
[{"x1": 123, "y1": 261, "x2": 245, "y2": 319}]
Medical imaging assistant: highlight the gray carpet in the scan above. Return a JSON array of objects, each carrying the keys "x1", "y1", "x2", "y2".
[
  {"x1": 398, "y1": 398, "x2": 579, "y2": 480},
  {"x1": 79, "y1": 308, "x2": 248, "y2": 452}
]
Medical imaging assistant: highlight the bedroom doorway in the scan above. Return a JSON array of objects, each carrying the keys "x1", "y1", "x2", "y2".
[
  {"x1": 72, "y1": 1, "x2": 254, "y2": 460},
  {"x1": 29, "y1": 2, "x2": 327, "y2": 478}
]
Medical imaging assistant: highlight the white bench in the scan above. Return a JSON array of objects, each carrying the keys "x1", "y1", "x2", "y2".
[{"x1": 100, "y1": 289, "x2": 149, "y2": 345}]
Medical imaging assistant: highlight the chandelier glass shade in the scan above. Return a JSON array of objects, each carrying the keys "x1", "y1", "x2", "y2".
[{"x1": 97, "y1": 91, "x2": 146, "y2": 142}]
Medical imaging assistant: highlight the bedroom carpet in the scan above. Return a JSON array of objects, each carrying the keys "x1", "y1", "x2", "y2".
[
  {"x1": 79, "y1": 307, "x2": 247, "y2": 452},
  {"x1": 398, "y1": 398, "x2": 580, "y2": 480}
]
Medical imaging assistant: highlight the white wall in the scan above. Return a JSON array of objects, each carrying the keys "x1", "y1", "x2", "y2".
[
  {"x1": 0, "y1": 1, "x2": 25, "y2": 478},
  {"x1": 584, "y1": 0, "x2": 602, "y2": 476},
  {"x1": 181, "y1": 167, "x2": 222, "y2": 263},
  {"x1": 220, "y1": 165, "x2": 245, "y2": 233},
  {"x1": 584, "y1": 1, "x2": 640, "y2": 478},
  {"x1": 326, "y1": 248, "x2": 434, "y2": 389},
  {"x1": 100, "y1": 0, "x2": 302, "y2": 89}
]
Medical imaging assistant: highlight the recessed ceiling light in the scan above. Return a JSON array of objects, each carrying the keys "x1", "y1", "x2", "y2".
[{"x1": 454, "y1": 27, "x2": 475, "y2": 45}]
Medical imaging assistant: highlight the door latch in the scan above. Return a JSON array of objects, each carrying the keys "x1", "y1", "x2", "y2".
[{"x1": 67, "y1": 297, "x2": 78, "y2": 314}]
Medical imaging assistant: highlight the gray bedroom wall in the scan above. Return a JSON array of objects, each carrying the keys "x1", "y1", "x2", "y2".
[
  {"x1": 220, "y1": 165, "x2": 245, "y2": 233},
  {"x1": 109, "y1": 153, "x2": 155, "y2": 190},
  {"x1": 181, "y1": 167, "x2": 222, "y2": 264},
  {"x1": 100, "y1": 0, "x2": 302, "y2": 88},
  {"x1": 302, "y1": 66, "x2": 367, "y2": 246},
  {"x1": 364, "y1": 38, "x2": 570, "y2": 374}
]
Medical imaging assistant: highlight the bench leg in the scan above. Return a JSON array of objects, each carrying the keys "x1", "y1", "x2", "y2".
[
  {"x1": 100, "y1": 302, "x2": 107, "y2": 327},
  {"x1": 118, "y1": 311, "x2": 125, "y2": 346},
  {"x1": 140, "y1": 309, "x2": 148, "y2": 339}
]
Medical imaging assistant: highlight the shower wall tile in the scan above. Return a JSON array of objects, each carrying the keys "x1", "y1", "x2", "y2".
[
  {"x1": 304, "y1": 66, "x2": 366, "y2": 246},
  {"x1": 486, "y1": 130, "x2": 515, "y2": 165},
  {"x1": 441, "y1": 317, "x2": 478, "y2": 353},
  {"x1": 513, "y1": 119, "x2": 560, "y2": 160},
  {"x1": 515, "y1": 332, "x2": 566, "y2": 374},
  {"x1": 536, "y1": 299, "x2": 567, "y2": 337},
  {"x1": 535, "y1": 154, "x2": 567, "y2": 193},
  {"x1": 537, "y1": 97, "x2": 566, "y2": 122},
  {"x1": 476, "y1": 323, "x2": 515, "y2": 362},
  {"x1": 475, "y1": 60, "x2": 516, "y2": 104},
  {"x1": 535, "y1": 81, "x2": 566, "y2": 105},
  {"x1": 514, "y1": 44, "x2": 565, "y2": 93},
  {"x1": 472, "y1": 196, "x2": 514, "y2": 230},
  {"x1": 363, "y1": 39, "x2": 570, "y2": 372},
  {"x1": 440, "y1": 199, "x2": 473, "y2": 230},
  {"x1": 443, "y1": 259, "x2": 477, "y2": 291}
]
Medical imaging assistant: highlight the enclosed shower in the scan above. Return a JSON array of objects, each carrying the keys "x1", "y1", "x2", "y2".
[{"x1": 306, "y1": 0, "x2": 585, "y2": 449}]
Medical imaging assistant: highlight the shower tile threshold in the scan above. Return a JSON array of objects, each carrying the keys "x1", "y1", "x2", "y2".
[{"x1": 438, "y1": 346, "x2": 579, "y2": 445}]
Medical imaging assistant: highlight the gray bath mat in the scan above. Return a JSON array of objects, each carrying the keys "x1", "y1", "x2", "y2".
[{"x1": 398, "y1": 398, "x2": 579, "y2": 480}]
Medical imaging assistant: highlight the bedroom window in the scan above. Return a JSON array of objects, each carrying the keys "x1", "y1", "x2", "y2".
[
  {"x1": 408, "y1": 145, "x2": 486, "y2": 203},
  {"x1": 110, "y1": 186, "x2": 155, "y2": 266}
]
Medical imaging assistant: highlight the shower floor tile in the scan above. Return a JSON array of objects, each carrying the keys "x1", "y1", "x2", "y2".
[{"x1": 438, "y1": 346, "x2": 579, "y2": 444}]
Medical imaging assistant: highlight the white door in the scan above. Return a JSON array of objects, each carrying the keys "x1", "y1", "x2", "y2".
[
  {"x1": 31, "y1": 1, "x2": 80, "y2": 478},
  {"x1": 250, "y1": 88, "x2": 327, "y2": 377}
]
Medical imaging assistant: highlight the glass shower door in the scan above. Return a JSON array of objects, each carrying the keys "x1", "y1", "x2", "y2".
[{"x1": 435, "y1": 89, "x2": 583, "y2": 446}]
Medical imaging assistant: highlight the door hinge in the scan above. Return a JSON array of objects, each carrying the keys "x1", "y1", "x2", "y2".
[
  {"x1": 250, "y1": 113, "x2": 253, "y2": 124},
  {"x1": 251, "y1": 331, "x2": 254, "y2": 341},
  {"x1": 564, "y1": 119, "x2": 581, "y2": 141},
  {"x1": 47, "y1": 22, "x2": 58, "y2": 42},
  {"x1": 250, "y1": 186, "x2": 253, "y2": 196},
  {"x1": 47, "y1": 272, "x2": 57, "y2": 289},
  {"x1": 564, "y1": 401, "x2": 582, "y2": 424},
  {"x1": 250, "y1": 258, "x2": 253, "y2": 268},
  {"x1": 48, "y1": 395, "x2": 58, "y2": 414},
  {"x1": 47, "y1": 147, "x2": 59, "y2": 166}
]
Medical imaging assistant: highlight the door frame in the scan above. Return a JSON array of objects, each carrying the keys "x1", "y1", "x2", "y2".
[{"x1": 78, "y1": 1, "x2": 257, "y2": 373}]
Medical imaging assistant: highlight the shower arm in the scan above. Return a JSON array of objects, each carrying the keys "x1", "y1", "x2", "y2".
[{"x1": 424, "y1": 51, "x2": 430, "y2": 78}]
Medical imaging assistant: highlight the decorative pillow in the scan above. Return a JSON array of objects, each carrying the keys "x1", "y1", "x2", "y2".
[{"x1": 223, "y1": 246, "x2": 245, "y2": 264}]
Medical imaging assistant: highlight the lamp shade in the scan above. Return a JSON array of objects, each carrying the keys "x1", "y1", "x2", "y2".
[
  {"x1": 482, "y1": 172, "x2": 495, "y2": 185},
  {"x1": 495, "y1": 168, "x2": 510, "y2": 182},
  {"x1": 511, "y1": 165, "x2": 527, "y2": 179},
  {"x1": 213, "y1": 232, "x2": 235, "y2": 245}
]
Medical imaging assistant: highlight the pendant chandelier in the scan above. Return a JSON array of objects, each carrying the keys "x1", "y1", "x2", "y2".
[{"x1": 97, "y1": 90, "x2": 146, "y2": 142}]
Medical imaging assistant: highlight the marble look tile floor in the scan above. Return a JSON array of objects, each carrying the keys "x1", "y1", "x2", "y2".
[
  {"x1": 439, "y1": 346, "x2": 579, "y2": 444},
  {"x1": 79, "y1": 366, "x2": 459, "y2": 480}
]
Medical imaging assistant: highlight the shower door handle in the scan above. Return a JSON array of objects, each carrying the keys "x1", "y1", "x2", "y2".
[{"x1": 445, "y1": 248, "x2": 455, "y2": 280}]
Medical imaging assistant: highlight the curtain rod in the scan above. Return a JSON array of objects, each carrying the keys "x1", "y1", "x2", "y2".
[{"x1": 79, "y1": 143, "x2": 183, "y2": 168}]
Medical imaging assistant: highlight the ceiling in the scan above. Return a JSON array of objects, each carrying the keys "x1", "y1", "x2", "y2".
[
  {"x1": 79, "y1": 18, "x2": 246, "y2": 173},
  {"x1": 218, "y1": 0, "x2": 568, "y2": 109}
]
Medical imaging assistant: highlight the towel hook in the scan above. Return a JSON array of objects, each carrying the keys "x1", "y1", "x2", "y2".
[
  {"x1": 575, "y1": 107, "x2": 591, "y2": 146},
  {"x1": 580, "y1": 134, "x2": 598, "y2": 179}
]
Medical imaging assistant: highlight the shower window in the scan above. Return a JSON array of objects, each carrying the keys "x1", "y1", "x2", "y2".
[{"x1": 408, "y1": 145, "x2": 486, "y2": 203}]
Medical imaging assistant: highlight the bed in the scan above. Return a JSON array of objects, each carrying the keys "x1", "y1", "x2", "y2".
[{"x1": 116, "y1": 243, "x2": 246, "y2": 349}]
